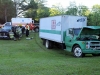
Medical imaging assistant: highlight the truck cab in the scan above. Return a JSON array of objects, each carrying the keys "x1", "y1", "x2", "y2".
[{"x1": 65, "y1": 26, "x2": 100, "y2": 57}]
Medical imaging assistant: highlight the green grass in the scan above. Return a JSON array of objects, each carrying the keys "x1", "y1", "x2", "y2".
[{"x1": 0, "y1": 32, "x2": 100, "y2": 75}]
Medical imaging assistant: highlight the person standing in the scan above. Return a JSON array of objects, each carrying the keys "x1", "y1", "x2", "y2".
[{"x1": 25, "y1": 23, "x2": 30, "y2": 37}]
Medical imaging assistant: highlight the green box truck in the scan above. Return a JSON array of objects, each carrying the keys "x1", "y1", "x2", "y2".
[{"x1": 39, "y1": 15, "x2": 100, "y2": 57}]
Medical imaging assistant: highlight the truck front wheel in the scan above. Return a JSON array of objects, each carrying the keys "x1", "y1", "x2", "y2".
[{"x1": 73, "y1": 45, "x2": 85, "y2": 57}]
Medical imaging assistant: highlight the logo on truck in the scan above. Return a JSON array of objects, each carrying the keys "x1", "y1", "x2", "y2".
[
  {"x1": 77, "y1": 18, "x2": 85, "y2": 22},
  {"x1": 51, "y1": 20, "x2": 56, "y2": 29}
]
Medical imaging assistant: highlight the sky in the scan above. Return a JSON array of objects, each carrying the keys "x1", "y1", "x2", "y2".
[{"x1": 46, "y1": 0, "x2": 100, "y2": 8}]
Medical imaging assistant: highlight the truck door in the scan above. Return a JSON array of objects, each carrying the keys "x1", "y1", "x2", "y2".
[{"x1": 65, "y1": 29, "x2": 74, "y2": 47}]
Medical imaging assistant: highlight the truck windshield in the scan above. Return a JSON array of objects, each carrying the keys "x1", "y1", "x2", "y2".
[{"x1": 73, "y1": 28, "x2": 81, "y2": 36}]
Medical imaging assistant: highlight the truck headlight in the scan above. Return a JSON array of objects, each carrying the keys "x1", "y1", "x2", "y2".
[{"x1": 86, "y1": 42, "x2": 90, "y2": 49}]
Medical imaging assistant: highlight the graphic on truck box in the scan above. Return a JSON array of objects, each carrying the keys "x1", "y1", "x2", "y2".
[{"x1": 51, "y1": 20, "x2": 56, "y2": 29}]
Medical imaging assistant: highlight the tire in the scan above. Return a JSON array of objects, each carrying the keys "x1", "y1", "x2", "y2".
[
  {"x1": 35, "y1": 28, "x2": 39, "y2": 32},
  {"x1": 73, "y1": 45, "x2": 85, "y2": 57},
  {"x1": 45, "y1": 40, "x2": 53, "y2": 49},
  {"x1": 92, "y1": 54, "x2": 100, "y2": 56}
]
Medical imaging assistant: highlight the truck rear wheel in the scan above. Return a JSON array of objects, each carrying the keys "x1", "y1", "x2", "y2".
[
  {"x1": 45, "y1": 40, "x2": 52, "y2": 49},
  {"x1": 73, "y1": 45, "x2": 85, "y2": 57}
]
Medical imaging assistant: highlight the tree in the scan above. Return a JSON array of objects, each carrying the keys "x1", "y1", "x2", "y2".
[
  {"x1": 65, "y1": 2, "x2": 78, "y2": 15},
  {"x1": 12, "y1": 0, "x2": 31, "y2": 17},
  {"x1": 87, "y1": 4, "x2": 100, "y2": 26},
  {"x1": 88, "y1": 13, "x2": 94, "y2": 26},
  {"x1": 23, "y1": 0, "x2": 50, "y2": 22},
  {"x1": 65, "y1": 2, "x2": 89, "y2": 16},
  {"x1": 49, "y1": 4, "x2": 65, "y2": 16},
  {"x1": 36, "y1": 7, "x2": 50, "y2": 20},
  {"x1": 0, "y1": 0, "x2": 16, "y2": 23},
  {"x1": 91, "y1": 4, "x2": 100, "y2": 26},
  {"x1": 49, "y1": 8, "x2": 61, "y2": 16},
  {"x1": 35, "y1": 0, "x2": 50, "y2": 21},
  {"x1": 78, "y1": 5, "x2": 89, "y2": 16},
  {"x1": 23, "y1": 0, "x2": 38, "y2": 20}
]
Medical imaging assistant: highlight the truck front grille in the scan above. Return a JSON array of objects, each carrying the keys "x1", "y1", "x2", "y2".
[
  {"x1": 90, "y1": 42, "x2": 100, "y2": 50},
  {"x1": 0, "y1": 32, "x2": 8, "y2": 38}
]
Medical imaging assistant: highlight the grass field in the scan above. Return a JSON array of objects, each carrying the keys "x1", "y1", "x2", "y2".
[{"x1": 0, "y1": 32, "x2": 100, "y2": 75}]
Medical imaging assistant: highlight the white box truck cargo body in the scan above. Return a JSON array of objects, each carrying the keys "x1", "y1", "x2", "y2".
[
  {"x1": 39, "y1": 15, "x2": 87, "y2": 43},
  {"x1": 11, "y1": 18, "x2": 33, "y2": 26}
]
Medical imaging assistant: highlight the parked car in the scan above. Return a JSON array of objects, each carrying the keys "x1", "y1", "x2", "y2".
[{"x1": 0, "y1": 25, "x2": 13, "y2": 39}]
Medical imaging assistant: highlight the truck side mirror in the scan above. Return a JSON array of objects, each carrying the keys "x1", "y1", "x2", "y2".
[{"x1": 69, "y1": 29, "x2": 73, "y2": 35}]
